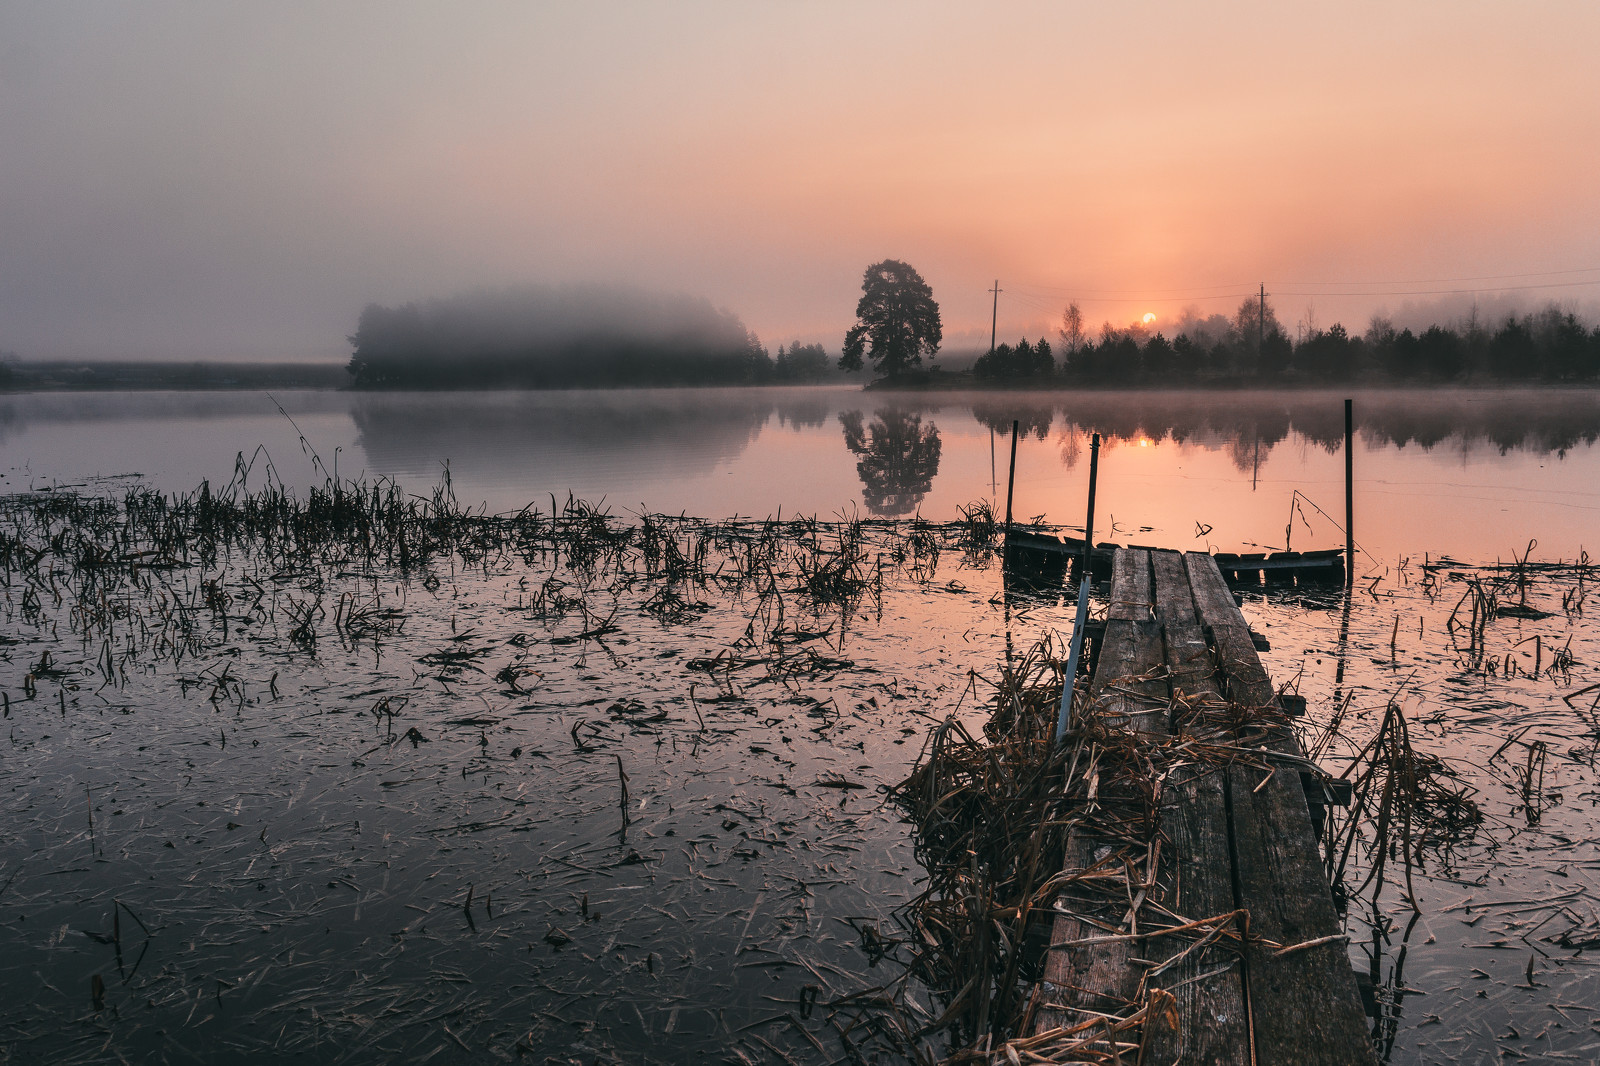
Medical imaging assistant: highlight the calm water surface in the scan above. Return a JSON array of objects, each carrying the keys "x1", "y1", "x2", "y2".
[
  {"x1": 3, "y1": 386, "x2": 1597, "y2": 566},
  {"x1": 1, "y1": 385, "x2": 1598, "y2": 1065}
]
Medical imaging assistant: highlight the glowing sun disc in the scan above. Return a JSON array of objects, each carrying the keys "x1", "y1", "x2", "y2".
[{"x1": 1141, "y1": 312, "x2": 1156, "y2": 325}]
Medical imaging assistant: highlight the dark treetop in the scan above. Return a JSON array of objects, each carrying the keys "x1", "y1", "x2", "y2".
[{"x1": 838, "y1": 260, "x2": 943, "y2": 379}]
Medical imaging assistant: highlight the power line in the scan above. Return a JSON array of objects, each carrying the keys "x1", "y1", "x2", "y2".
[
  {"x1": 1274, "y1": 264, "x2": 1600, "y2": 287},
  {"x1": 1001, "y1": 264, "x2": 1600, "y2": 309},
  {"x1": 1273, "y1": 277, "x2": 1600, "y2": 298},
  {"x1": 1009, "y1": 280, "x2": 1253, "y2": 298}
]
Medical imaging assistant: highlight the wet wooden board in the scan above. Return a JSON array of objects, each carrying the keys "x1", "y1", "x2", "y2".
[
  {"x1": 1035, "y1": 550, "x2": 1166, "y2": 1033},
  {"x1": 1108, "y1": 549, "x2": 1155, "y2": 622},
  {"x1": 1032, "y1": 550, "x2": 1371, "y2": 1063},
  {"x1": 1091, "y1": 550, "x2": 1166, "y2": 733},
  {"x1": 1185, "y1": 552, "x2": 1374, "y2": 1066},
  {"x1": 1034, "y1": 828, "x2": 1144, "y2": 1032},
  {"x1": 1142, "y1": 549, "x2": 1250, "y2": 1064}
]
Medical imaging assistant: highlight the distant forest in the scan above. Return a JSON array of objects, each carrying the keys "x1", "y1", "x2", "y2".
[
  {"x1": 345, "y1": 285, "x2": 836, "y2": 389},
  {"x1": 969, "y1": 298, "x2": 1600, "y2": 386},
  {"x1": 0, "y1": 360, "x2": 346, "y2": 391}
]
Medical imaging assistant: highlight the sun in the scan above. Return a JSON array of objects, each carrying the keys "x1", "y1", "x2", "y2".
[{"x1": 1141, "y1": 312, "x2": 1156, "y2": 325}]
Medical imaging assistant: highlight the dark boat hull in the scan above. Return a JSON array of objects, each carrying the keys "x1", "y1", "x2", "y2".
[{"x1": 1003, "y1": 531, "x2": 1345, "y2": 585}]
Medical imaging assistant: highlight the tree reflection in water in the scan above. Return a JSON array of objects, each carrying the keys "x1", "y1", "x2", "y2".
[{"x1": 839, "y1": 409, "x2": 942, "y2": 516}]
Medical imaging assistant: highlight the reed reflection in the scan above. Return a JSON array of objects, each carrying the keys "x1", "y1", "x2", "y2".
[{"x1": 839, "y1": 408, "x2": 942, "y2": 516}]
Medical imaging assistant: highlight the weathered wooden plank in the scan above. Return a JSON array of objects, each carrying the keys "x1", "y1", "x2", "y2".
[
  {"x1": 1036, "y1": 551, "x2": 1166, "y2": 1034},
  {"x1": 1153, "y1": 551, "x2": 1209, "y2": 732},
  {"x1": 1034, "y1": 830, "x2": 1142, "y2": 1033},
  {"x1": 1183, "y1": 551, "x2": 1238, "y2": 627},
  {"x1": 1185, "y1": 553, "x2": 1279, "y2": 713},
  {"x1": 1140, "y1": 553, "x2": 1251, "y2": 1063},
  {"x1": 1187, "y1": 553, "x2": 1375, "y2": 1065},
  {"x1": 1142, "y1": 764, "x2": 1251, "y2": 1065},
  {"x1": 1109, "y1": 548, "x2": 1154, "y2": 621},
  {"x1": 1091, "y1": 551, "x2": 1166, "y2": 733},
  {"x1": 1227, "y1": 765, "x2": 1374, "y2": 1065},
  {"x1": 1150, "y1": 549, "x2": 1198, "y2": 627}
]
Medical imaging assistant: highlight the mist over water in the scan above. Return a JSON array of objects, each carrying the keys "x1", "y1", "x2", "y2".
[{"x1": 3, "y1": 387, "x2": 1596, "y2": 565}]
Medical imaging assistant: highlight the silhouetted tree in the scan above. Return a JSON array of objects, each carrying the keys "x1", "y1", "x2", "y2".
[
  {"x1": 1142, "y1": 333, "x2": 1175, "y2": 379},
  {"x1": 838, "y1": 260, "x2": 942, "y2": 378},
  {"x1": 1067, "y1": 328, "x2": 1142, "y2": 384},
  {"x1": 1232, "y1": 294, "x2": 1287, "y2": 378},
  {"x1": 1294, "y1": 323, "x2": 1360, "y2": 381},
  {"x1": 1539, "y1": 310, "x2": 1592, "y2": 381},
  {"x1": 1058, "y1": 302, "x2": 1086, "y2": 355},
  {"x1": 1171, "y1": 333, "x2": 1204, "y2": 379},
  {"x1": 838, "y1": 408, "x2": 942, "y2": 515},
  {"x1": 972, "y1": 337, "x2": 1055, "y2": 380},
  {"x1": 1383, "y1": 328, "x2": 1423, "y2": 379},
  {"x1": 1417, "y1": 325, "x2": 1463, "y2": 379},
  {"x1": 773, "y1": 341, "x2": 831, "y2": 382},
  {"x1": 1488, "y1": 316, "x2": 1536, "y2": 379}
]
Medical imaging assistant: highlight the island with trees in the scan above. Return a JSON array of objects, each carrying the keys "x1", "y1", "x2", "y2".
[{"x1": 343, "y1": 284, "x2": 838, "y2": 389}]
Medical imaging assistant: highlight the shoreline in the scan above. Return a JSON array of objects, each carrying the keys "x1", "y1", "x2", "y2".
[{"x1": 5, "y1": 367, "x2": 1600, "y2": 394}]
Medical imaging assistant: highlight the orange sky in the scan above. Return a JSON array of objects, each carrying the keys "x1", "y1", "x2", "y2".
[{"x1": 3, "y1": 2, "x2": 1599, "y2": 359}]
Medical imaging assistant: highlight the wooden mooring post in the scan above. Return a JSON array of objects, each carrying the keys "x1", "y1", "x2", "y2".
[
  {"x1": 1034, "y1": 547, "x2": 1373, "y2": 1064},
  {"x1": 1345, "y1": 397, "x2": 1355, "y2": 586}
]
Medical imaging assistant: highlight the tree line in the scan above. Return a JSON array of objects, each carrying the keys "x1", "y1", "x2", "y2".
[
  {"x1": 833, "y1": 259, "x2": 1600, "y2": 386},
  {"x1": 341, "y1": 271, "x2": 1600, "y2": 390},
  {"x1": 988, "y1": 298, "x2": 1600, "y2": 385}
]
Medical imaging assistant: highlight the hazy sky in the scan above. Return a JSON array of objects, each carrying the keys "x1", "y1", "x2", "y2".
[{"x1": 3, "y1": 1, "x2": 1599, "y2": 361}]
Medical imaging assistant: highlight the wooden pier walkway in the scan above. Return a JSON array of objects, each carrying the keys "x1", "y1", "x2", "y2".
[{"x1": 1034, "y1": 548, "x2": 1373, "y2": 1064}]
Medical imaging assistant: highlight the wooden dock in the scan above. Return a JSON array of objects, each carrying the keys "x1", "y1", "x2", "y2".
[
  {"x1": 1034, "y1": 548, "x2": 1373, "y2": 1064},
  {"x1": 1003, "y1": 529, "x2": 1347, "y2": 586}
]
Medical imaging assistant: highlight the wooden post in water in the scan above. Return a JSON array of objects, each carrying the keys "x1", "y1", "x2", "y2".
[
  {"x1": 1055, "y1": 433, "x2": 1101, "y2": 740},
  {"x1": 1344, "y1": 398, "x2": 1354, "y2": 585},
  {"x1": 1082, "y1": 433, "x2": 1101, "y2": 560},
  {"x1": 1004, "y1": 419, "x2": 1019, "y2": 529}
]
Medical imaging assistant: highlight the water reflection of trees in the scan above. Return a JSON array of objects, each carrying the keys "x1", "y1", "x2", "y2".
[
  {"x1": 1015, "y1": 391, "x2": 1600, "y2": 466},
  {"x1": 969, "y1": 402, "x2": 1052, "y2": 440},
  {"x1": 353, "y1": 392, "x2": 776, "y2": 482},
  {"x1": 773, "y1": 394, "x2": 832, "y2": 430},
  {"x1": 839, "y1": 409, "x2": 942, "y2": 516}
]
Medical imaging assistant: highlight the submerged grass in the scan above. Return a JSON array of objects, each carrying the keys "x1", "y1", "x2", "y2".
[
  {"x1": 4, "y1": 460, "x2": 1598, "y2": 1065},
  {"x1": 0, "y1": 468, "x2": 1021, "y2": 1065}
]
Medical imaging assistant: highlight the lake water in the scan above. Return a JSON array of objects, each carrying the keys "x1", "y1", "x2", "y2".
[
  {"x1": 3, "y1": 386, "x2": 1598, "y2": 567},
  {"x1": 1, "y1": 385, "x2": 1598, "y2": 1065}
]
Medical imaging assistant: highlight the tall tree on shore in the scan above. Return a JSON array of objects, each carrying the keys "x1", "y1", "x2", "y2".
[
  {"x1": 838, "y1": 260, "x2": 942, "y2": 378},
  {"x1": 1058, "y1": 302, "x2": 1086, "y2": 354}
]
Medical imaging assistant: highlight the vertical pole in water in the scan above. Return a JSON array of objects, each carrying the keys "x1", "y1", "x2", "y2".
[
  {"x1": 1344, "y1": 398, "x2": 1354, "y2": 586},
  {"x1": 1056, "y1": 433, "x2": 1101, "y2": 741},
  {"x1": 1004, "y1": 420, "x2": 1019, "y2": 530},
  {"x1": 1082, "y1": 434, "x2": 1101, "y2": 551}
]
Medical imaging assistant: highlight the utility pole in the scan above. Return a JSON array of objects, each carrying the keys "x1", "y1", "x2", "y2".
[
  {"x1": 1258, "y1": 283, "x2": 1266, "y2": 364},
  {"x1": 989, "y1": 280, "x2": 1003, "y2": 353}
]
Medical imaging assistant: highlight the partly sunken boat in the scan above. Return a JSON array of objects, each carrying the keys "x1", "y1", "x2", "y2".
[{"x1": 1003, "y1": 527, "x2": 1346, "y2": 584}]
